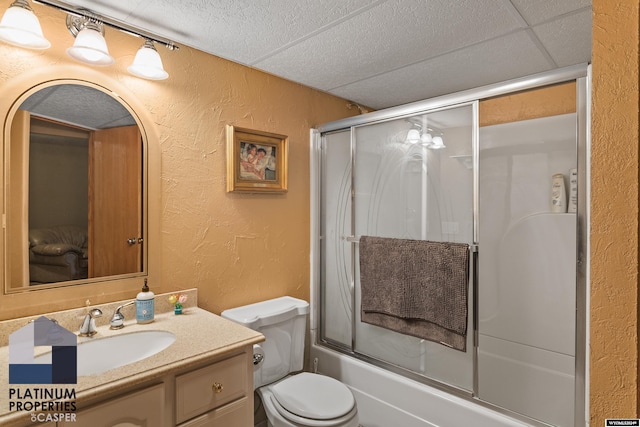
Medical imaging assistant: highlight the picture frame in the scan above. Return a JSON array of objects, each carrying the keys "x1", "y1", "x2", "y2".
[{"x1": 226, "y1": 125, "x2": 289, "y2": 193}]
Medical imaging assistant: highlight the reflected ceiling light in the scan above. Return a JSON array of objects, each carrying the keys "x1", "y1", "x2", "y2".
[
  {"x1": 431, "y1": 136, "x2": 445, "y2": 149},
  {"x1": 128, "y1": 39, "x2": 169, "y2": 80},
  {"x1": 406, "y1": 128, "x2": 421, "y2": 144},
  {"x1": 420, "y1": 132, "x2": 433, "y2": 145},
  {"x1": 405, "y1": 122, "x2": 445, "y2": 149},
  {"x1": 0, "y1": 0, "x2": 50, "y2": 49},
  {"x1": 66, "y1": 14, "x2": 114, "y2": 66}
]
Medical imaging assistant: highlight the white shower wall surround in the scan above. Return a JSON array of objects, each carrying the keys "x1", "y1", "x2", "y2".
[
  {"x1": 478, "y1": 114, "x2": 577, "y2": 427},
  {"x1": 311, "y1": 66, "x2": 588, "y2": 427},
  {"x1": 311, "y1": 342, "x2": 532, "y2": 427}
]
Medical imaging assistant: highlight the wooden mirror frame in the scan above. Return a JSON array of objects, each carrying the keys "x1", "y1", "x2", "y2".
[{"x1": 0, "y1": 67, "x2": 161, "y2": 321}]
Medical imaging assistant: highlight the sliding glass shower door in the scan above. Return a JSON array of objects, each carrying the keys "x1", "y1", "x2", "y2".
[
  {"x1": 316, "y1": 70, "x2": 587, "y2": 427},
  {"x1": 320, "y1": 103, "x2": 477, "y2": 391}
]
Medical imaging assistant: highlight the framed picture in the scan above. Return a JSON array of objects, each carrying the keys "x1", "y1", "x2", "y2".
[{"x1": 226, "y1": 125, "x2": 288, "y2": 193}]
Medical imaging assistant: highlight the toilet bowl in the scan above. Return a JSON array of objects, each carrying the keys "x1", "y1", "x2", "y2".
[
  {"x1": 259, "y1": 373, "x2": 359, "y2": 427},
  {"x1": 221, "y1": 297, "x2": 359, "y2": 427}
]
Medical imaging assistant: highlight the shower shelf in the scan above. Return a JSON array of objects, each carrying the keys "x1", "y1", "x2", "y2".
[{"x1": 450, "y1": 155, "x2": 473, "y2": 169}]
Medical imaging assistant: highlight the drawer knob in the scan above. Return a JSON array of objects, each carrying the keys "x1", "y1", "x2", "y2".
[{"x1": 212, "y1": 382, "x2": 224, "y2": 393}]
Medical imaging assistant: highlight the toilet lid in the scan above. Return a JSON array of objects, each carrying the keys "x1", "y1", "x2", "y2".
[{"x1": 272, "y1": 373, "x2": 355, "y2": 420}]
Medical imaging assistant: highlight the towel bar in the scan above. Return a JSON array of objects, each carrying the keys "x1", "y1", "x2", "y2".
[{"x1": 344, "y1": 236, "x2": 478, "y2": 252}]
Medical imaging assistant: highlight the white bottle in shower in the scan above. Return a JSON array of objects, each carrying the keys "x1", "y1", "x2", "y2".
[
  {"x1": 551, "y1": 173, "x2": 567, "y2": 213},
  {"x1": 568, "y1": 169, "x2": 578, "y2": 213}
]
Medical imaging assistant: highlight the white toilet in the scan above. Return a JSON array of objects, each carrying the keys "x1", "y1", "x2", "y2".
[{"x1": 222, "y1": 296, "x2": 359, "y2": 427}]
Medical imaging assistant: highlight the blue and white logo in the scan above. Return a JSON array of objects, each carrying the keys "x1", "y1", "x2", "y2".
[{"x1": 9, "y1": 316, "x2": 77, "y2": 384}]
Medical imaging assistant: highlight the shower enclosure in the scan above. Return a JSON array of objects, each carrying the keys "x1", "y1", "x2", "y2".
[{"x1": 311, "y1": 66, "x2": 588, "y2": 427}]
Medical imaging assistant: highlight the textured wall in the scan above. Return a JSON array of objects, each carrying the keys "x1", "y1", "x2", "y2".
[
  {"x1": 591, "y1": 0, "x2": 640, "y2": 423},
  {"x1": 0, "y1": 0, "x2": 358, "y2": 318},
  {"x1": 479, "y1": 82, "x2": 576, "y2": 127},
  {"x1": 1, "y1": 0, "x2": 639, "y2": 423}
]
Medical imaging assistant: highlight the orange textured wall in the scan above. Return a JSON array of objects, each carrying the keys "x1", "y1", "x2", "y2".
[
  {"x1": 2, "y1": 1, "x2": 640, "y2": 423},
  {"x1": 0, "y1": 0, "x2": 359, "y2": 318},
  {"x1": 591, "y1": 0, "x2": 640, "y2": 423},
  {"x1": 479, "y1": 82, "x2": 576, "y2": 127}
]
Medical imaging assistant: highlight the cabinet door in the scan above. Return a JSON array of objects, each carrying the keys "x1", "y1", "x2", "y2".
[
  {"x1": 178, "y1": 397, "x2": 249, "y2": 427},
  {"x1": 59, "y1": 384, "x2": 164, "y2": 427},
  {"x1": 175, "y1": 353, "x2": 247, "y2": 424}
]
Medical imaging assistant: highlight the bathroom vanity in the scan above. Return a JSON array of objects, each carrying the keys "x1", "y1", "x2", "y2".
[{"x1": 0, "y1": 293, "x2": 264, "y2": 427}]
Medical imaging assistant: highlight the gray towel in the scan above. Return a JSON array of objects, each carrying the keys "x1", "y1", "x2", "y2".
[{"x1": 359, "y1": 236, "x2": 470, "y2": 351}]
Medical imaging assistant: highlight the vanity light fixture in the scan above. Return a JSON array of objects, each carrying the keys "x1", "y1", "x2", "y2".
[
  {"x1": 1, "y1": 0, "x2": 178, "y2": 80},
  {"x1": 128, "y1": 39, "x2": 169, "y2": 80},
  {"x1": 0, "y1": 0, "x2": 50, "y2": 49},
  {"x1": 66, "y1": 13, "x2": 114, "y2": 66}
]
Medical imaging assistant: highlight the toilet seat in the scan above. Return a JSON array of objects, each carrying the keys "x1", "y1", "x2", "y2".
[
  {"x1": 272, "y1": 372, "x2": 355, "y2": 419},
  {"x1": 269, "y1": 395, "x2": 358, "y2": 427},
  {"x1": 264, "y1": 372, "x2": 358, "y2": 426}
]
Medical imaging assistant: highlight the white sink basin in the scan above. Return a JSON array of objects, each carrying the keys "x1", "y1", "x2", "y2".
[{"x1": 36, "y1": 330, "x2": 176, "y2": 376}]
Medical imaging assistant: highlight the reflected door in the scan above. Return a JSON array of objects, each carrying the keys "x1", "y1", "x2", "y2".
[
  {"x1": 89, "y1": 126, "x2": 142, "y2": 277},
  {"x1": 8, "y1": 110, "x2": 31, "y2": 288}
]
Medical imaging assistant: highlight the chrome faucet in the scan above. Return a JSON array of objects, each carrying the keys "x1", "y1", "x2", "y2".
[
  {"x1": 79, "y1": 308, "x2": 102, "y2": 337},
  {"x1": 110, "y1": 301, "x2": 135, "y2": 330}
]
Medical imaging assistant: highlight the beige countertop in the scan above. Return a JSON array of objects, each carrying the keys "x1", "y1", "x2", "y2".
[{"x1": 0, "y1": 290, "x2": 264, "y2": 427}]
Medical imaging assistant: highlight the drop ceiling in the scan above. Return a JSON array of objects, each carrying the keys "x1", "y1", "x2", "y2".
[{"x1": 44, "y1": 0, "x2": 592, "y2": 111}]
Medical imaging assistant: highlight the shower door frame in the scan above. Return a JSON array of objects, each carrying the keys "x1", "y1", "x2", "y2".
[{"x1": 310, "y1": 64, "x2": 590, "y2": 427}]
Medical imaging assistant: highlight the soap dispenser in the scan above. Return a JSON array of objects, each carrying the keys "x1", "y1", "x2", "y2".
[{"x1": 136, "y1": 279, "x2": 155, "y2": 324}]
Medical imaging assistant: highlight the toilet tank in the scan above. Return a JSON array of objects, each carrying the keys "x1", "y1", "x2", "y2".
[{"x1": 221, "y1": 296, "x2": 309, "y2": 388}]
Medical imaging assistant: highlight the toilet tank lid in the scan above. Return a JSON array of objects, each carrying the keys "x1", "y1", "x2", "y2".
[{"x1": 221, "y1": 296, "x2": 309, "y2": 329}]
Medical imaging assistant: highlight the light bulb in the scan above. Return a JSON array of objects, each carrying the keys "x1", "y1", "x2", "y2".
[
  {"x1": 431, "y1": 136, "x2": 445, "y2": 149},
  {"x1": 406, "y1": 128, "x2": 420, "y2": 144},
  {"x1": 128, "y1": 40, "x2": 169, "y2": 80},
  {"x1": 0, "y1": 0, "x2": 50, "y2": 49},
  {"x1": 67, "y1": 24, "x2": 114, "y2": 66}
]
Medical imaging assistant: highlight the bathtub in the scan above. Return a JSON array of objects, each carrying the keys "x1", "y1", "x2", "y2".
[{"x1": 310, "y1": 340, "x2": 534, "y2": 427}]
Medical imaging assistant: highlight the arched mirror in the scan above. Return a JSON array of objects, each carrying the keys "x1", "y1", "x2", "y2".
[{"x1": 4, "y1": 82, "x2": 146, "y2": 293}]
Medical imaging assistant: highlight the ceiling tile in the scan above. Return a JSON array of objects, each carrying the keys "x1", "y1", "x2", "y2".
[
  {"x1": 252, "y1": 0, "x2": 524, "y2": 91},
  {"x1": 511, "y1": 0, "x2": 591, "y2": 25},
  {"x1": 331, "y1": 30, "x2": 554, "y2": 109},
  {"x1": 532, "y1": 9, "x2": 592, "y2": 67}
]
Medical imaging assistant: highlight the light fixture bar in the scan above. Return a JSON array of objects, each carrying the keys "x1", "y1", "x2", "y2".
[{"x1": 32, "y1": 0, "x2": 179, "y2": 50}]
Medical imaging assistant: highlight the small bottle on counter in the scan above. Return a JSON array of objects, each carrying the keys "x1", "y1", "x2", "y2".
[
  {"x1": 136, "y1": 279, "x2": 155, "y2": 324},
  {"x1": 551, "y1": 173, "x2": 567, "y2": 213}
]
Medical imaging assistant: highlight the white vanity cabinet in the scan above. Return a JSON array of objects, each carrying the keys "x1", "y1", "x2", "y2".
[
  {"x1": 58, "y1": 384, "x2": 164, "y2": 427},
  {"x1": 0, "y1": 307, "x2": 264, "y2": 427},
  {"x1": 56, "y1": 346, "x2": 253, "y2": 427}
]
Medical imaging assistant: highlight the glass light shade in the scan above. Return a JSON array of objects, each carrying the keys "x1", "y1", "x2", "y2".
[
  {"x1": 128, "y1": 42, "x2": 168, "y2": 80},
  {"x1": 431, "y1": 136, "x2": 445, "y2": 149},
  {"x1": 0, "y1": 1, "x2": 50, "y2": 49},
  {"x1": 66, "y1": 26, "x2": 114, "y2": 66},
  {"x1": 420, "y1": 132, "x2": 433, "y2": 145},
  {"x1": 406, "y1": 128, "x2": 420, "y2": 144}
]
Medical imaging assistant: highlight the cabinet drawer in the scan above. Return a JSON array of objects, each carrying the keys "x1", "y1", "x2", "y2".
[
  {"x1": 177, "y1": 397, "x2": 250, "y2": 427},
  {"x1": 59, "y1": 384, "x2": 164, "y2": 427},
  {"x1": 176, "y1": 352, "x2": 248, "y2": 424}
]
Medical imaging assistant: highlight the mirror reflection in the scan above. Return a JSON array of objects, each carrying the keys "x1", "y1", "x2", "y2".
[{"x1": 6, "y1": 83, "x2": 145, "y2": 292}]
